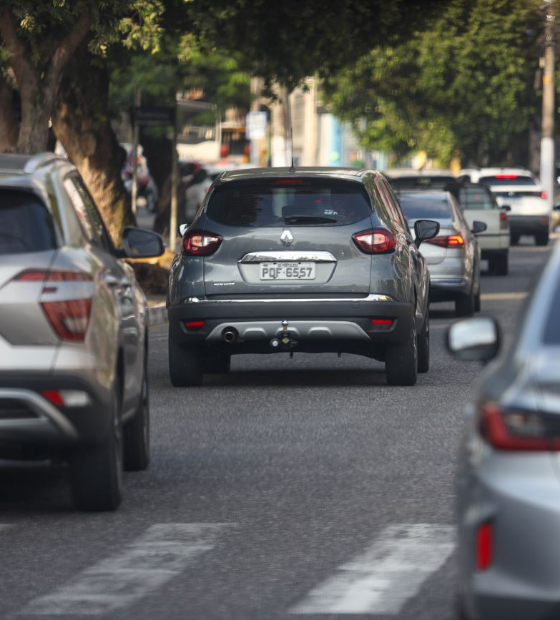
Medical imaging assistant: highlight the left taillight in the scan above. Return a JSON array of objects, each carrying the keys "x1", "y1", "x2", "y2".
[
  {"x1": 182, "y1": 230, "x2": 222, "y2": 256},
  {"x1": 14, "y1": 270, "x2": 93, "y2": 342},
  {"x1": 426, "y1": 235, "x2": 465, "y2": 248},
  {"x1": 352, "y1": 229, "x2": 395, "y2": 254},
  {"x1": 477, "y1": 402, "x2": 560, "y2": 451}
]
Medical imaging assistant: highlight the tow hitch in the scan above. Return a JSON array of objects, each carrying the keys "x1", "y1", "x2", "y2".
[{"x1": 270, "y1": 320, "x2": 298, "y2": 351}]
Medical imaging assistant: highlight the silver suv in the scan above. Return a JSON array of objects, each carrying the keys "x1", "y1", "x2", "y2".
[
  {"x1": 168, "y1": 167, "x2": 440, "y2": 387},
  {"x1": 0, "y1": 153, "x2": 164, "y2": 511}
]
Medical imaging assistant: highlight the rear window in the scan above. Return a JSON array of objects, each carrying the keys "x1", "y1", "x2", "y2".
[
  {"x1": 481, "y1": 175, "x2": 536, "y2": 186},
  {"x1": 543, "y1": 279, "x2": 560, "y2": 345},
  {"x1": 0, "y1": 189, "x2": 57, "y2": 254},
  {"x1": 389, "y1": 176, "x2": 455, "y2": 191},
  {"x1": 458, "y1": 187, "x2": 496, "y2": 210},
  {"x1": 397, "y1": 194, "x2": 453, "y2": 221},
  {"x1": 206, "y1": 180, "x2": 372, "y2": 227}
]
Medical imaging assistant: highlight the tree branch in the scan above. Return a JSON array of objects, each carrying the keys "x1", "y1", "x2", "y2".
[{"x1": 0, "y1": 6, "x2": 34, "y2": 91}]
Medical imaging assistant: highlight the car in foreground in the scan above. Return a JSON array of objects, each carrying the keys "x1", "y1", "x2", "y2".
[
  {"x1": 448, "y1": 240, "x2": 560, "y2": 619},
  {"x1": 397, "y1": 191, "x2": 485, "y2": 317},
  {"x1": 168, "y1": 167, "x2": 440, "y2": 387},
  {"x1": 459, "y1": 168, "x2": 550, "y2": 246},
  {"x1": 0, "y1": 153, "x2": 164, "y2": 511}
]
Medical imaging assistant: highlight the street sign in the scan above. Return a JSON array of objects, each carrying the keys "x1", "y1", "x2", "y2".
[
  {"x1": 133, "y1": 106, "x2": 176, "y2": 126},
  {"x1": 246, "y1": 111, "x2": 267, "y2": 140}
]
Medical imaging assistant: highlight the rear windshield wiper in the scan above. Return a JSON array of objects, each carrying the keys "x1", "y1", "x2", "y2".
[{"x1": 284, "y1": 214, "x2": 338, "y2": 224}]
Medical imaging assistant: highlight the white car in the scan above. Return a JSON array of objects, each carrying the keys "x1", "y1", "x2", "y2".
[{"x1": 459, "y1": 168, "x2": 551, "y2": 246}]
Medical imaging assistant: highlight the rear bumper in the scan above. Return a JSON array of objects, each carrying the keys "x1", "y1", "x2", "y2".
[
  {"x1": 509, "y1": 215, "x2": 550, "y2": 235},
  {"x1": 0, "y1": 373, "x2": 112, "y2": 449},
  {"x1": 168, "y1": 295, "x2": 415, "y2": 353},
  {"x1": 429, "y1": 277, "x2": 470, "y2": 301}
]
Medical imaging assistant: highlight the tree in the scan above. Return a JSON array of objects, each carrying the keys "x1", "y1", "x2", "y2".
[{"x1": 326, "y1": 0, "x2": 541, "y2": 166}]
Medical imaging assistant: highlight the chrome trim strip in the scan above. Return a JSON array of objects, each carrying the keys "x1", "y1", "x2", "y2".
[
  {"x1": 0, "y1": 389, "x2": 78, "y2": 439},
  {"x1": 184, "y1": 294, "x2": 394, "y2": 304},
  {"x1": 239, "y1": 251, "x2": 337, "y2": 263}
]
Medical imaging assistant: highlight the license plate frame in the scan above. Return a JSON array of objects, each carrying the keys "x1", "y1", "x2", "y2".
[{"x1": 259, "y1": 262, "x2": 316, "y2": 281}]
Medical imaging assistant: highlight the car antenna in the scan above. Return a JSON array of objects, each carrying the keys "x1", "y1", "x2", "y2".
[{"x1": 287, "y1": 93, "x2": 295, "y2": 173}]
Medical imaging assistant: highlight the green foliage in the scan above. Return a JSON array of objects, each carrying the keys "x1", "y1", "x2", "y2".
[{"x1": 326, "y1": 0, "x2": 542, "y2": 165}]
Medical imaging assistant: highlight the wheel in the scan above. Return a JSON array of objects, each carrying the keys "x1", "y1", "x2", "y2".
[
  {"x1": 69, "y1": 385, "x2": 123, "y2": 511},
  {"x1": 417, "y1": 313, "x2": 430, "y2": 374},
  {"x1": 455, "y1": 593, "x2": 471, "y2": 620},
  {"x1": 510, "y1": 233, "x2": 520, "y2": 246},
  {"x1": 474, "y1": 288, "x2": 481, "y2": 312},
  {"x1": 455, "y1": 287, "x2": 475, "y2": 317},
  {"x1": 168, "y1": 336, "x2": 203, "y2": 387},
  {"x1": 386, "y1": 323, "x2": 418, "y2": 386},
  {"x1": 535, "y1": 231, "x2": 549, "y2": 246},
  {"x1": 123, "y1": 361, "x2": 150, "y2": 471},
  {"x1": 490, "y1": 252, "x2": 508, "y2": 276},
  {"x1": 203, "y1": 352, "x2": 231, "y2": 374}
]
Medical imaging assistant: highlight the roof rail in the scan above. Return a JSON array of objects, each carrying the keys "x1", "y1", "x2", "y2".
[{"x1": 23, "y1": 152, "x2": 66, "y2": 174}]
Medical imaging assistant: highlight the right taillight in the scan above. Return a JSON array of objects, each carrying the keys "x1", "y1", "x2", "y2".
[
  {"x1": 426, "y1": 235, "x2": 465, "y2": 248},
  {"x1": 500, "y1": 211, "x2": 509, "y2": 230},
  {"x1": 14, "y1": 270, "x2": 93, "y2": 342},
  {"x1": 183, "y1": 230, "x2": 222, "y2": 256},
  {"x1": 352, "y1": 229, "x2": 395, "y2": 254},
  {"x1": 477, "y1": 402, "x2": 560, "y2": 451}
]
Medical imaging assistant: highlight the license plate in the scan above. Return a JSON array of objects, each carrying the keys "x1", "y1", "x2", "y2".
[{"x1": 259, "y1": 262, "x2": 316, "y2": 280}]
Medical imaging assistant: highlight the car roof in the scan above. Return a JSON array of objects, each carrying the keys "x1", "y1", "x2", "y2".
[
  {"x1": 477, "y1": 167, "x2": 534, "y2": 177},
  {"x1": 216, "y1": 166, "x2": 376, "y2": 184},
  {"x1": 386, "y1": 168, "x2": 455, "y2": 178},
  {"x1": 0, "y1": 152, "x2": 69, "y2": 177},
  {"x1": 396, "y1": 190, "x2": 452, "y2": 201}
]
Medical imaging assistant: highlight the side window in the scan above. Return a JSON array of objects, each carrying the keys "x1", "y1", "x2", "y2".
[
  {"x1": 384, "y1": 181, "x2": 410, "y2": 231},
  {"x1": 378, "y1": 179, "x2": 409, "y2": 233},
  {"x1": 64, "y1": 176, "x2": 111, "y2": 250}
]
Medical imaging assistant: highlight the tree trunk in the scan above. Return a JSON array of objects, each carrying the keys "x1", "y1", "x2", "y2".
[
  {"x1": 0, "y1": 79, "x2": 18, "y2": 151},
  {"x1": 17, "y1": 91, "x2": 52, "y2": 153},
  {"x1": 53, "y1": 47, "x2": 134, "y2": 243}
]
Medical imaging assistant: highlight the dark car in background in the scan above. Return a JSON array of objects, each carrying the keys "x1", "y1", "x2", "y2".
[
  {"x1": 397, "y1": 191, "x2": 485, "y2": 316},
  {"x1": 449, "y1": 240, "x2": 560, "y2": 620},
  {"x1": 168, "y1": 167, "x2": 440, "y2": 387}
]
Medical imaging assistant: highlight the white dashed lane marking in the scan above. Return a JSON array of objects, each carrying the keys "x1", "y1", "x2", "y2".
[
  {"x1": 20, "y1": 523, "x2": 229, "y2": 616},
  {"x1": 291, "y1": 524, "x2": 455, "y2": 616}
]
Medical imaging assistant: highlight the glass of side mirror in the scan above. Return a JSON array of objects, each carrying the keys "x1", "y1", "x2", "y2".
[
  {"x1": 122, "y1": 227, "x2": 164, "y2": 259},
  {"x1": 471, "y1": 220, "x2": 487, "y2": 234},
  {"x1": 501, "y1": 205, "x2": 512, "y2": 212},
  {"x1": 447, "y1": 317, "x2": 500, "y2": 362},
  {"x1": 414, "y1": 219, "x2": 440, "y2": 247}
]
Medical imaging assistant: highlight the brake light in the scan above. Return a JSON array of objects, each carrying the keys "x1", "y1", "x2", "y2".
[
  {"x1": 183, "y1": 230, "x2": 222, "y2": 256},
  {"x1": 478, "y1": 402, "x2": 560, "y2": 451},
  {"x1": 15, "y1": 270, "x2": 91, "y2": 282},
  {"x1": 476, "y1": 523, "x2": 493, "y2": 572},
  {"x1": 426, "y1": 235, "x2": 465, "y2": 248},
  {"x1": 352, "y1": 229, "x2": 395, "y2": 254},
  {"x1": 541, "y1": 191, "x2": 548, "y2": 199},
  {"x1": 495, "y1": 174, "x2": 518, "y2": 179},
  {"x1": 273, "y1": 179, "x2": 304, "y2": 184},
  {"x1": 500, "y1": 212, "x2": 508, "y2": 221}
]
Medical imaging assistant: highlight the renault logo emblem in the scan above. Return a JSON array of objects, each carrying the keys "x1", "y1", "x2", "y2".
[{"x1": 280, "y1": 230, "x2": 294, "y2": 247}]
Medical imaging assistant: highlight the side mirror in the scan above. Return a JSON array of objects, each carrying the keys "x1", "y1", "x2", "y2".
[
  {"x1": 121, "y1": 227, "x2": 164, "y2": 259},
  {"x1": 414, "y1": 219, "x2": 440, "y2": 247},
  {"x1": 501, "y1": 205, "x2": 512, "y2": 212},
  {"x1": 471, "y1": 220, "x2": 487, "y2": 234},
  {"x1": 446, "y1": 317, "x2": 501, "y2": 362},
  {"x1": 179, "y1": 224, "x2": 190, "y2": 236}
]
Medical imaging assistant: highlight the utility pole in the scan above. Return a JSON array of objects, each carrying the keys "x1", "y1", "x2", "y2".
[
  {"x1": 541, "y1": 0, "x2": 555, "y2": 212},
  {"x1": 131, "y1": 87, "x2": 141, "y2": 216}
]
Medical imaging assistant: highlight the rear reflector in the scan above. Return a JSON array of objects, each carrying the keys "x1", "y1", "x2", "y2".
[
  {"x1": 370, "y1": 319, "x2": 394, "y2": 325},
  {"x1": 426, "y1": 235, "x2": 465, "y2": 248},
  {"x1": 352, "y1": 229, "x2": 395, "y2": 254},
  {"x1": 185, "y1": 320, "x2": 205, "y2": 331},
  {"x1": 476, "y1": 522, "x2": 493, "y2": 571},
  {"x1": 41, "y1": 390, "x2": 91, "y2": 407}
]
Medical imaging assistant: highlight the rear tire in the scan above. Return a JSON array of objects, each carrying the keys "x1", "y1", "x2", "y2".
[
  {"x1": 535, "y1": 231, "x2": 549, "y2": 246},
  {"x1": 69, "y1": 386, "x2": 123, "y2": 511},
  {"x1": 386, "y1": 324, "x2": 418, "y2": 386},
  {"x1": 490, "y1": 252, "x2": 508, "y2": 276},
  {"x1": 169, "y1": 337, "x2": 203, "y2": 387},
  {"x1": 203, "y1": 352, "x2": 231, "y2": 374},
  {"x1": 417, "y1": 313, "x2": 430, "y2": 374},
  {"x1": 455, "y1": 287, "x2": 475, "y2": 317},
  {"x1": 510, "y1": 233, "x2": 520, "y2": 246},
  {"x1": 474, "y1": 288, "x2": 481, "y2": 312},
  {"x1": 123, "y1": 363, "x2": 150, "y2": 471}
]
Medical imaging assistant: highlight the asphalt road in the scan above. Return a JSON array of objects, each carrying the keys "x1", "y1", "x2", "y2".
[{"x1": 0, "y1": 237, "x2": 556, "y2": 620}]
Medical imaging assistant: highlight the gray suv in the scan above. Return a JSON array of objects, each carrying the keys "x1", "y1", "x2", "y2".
[
  {"x1": 168, "y1": 168, "x2": 439, "y2": 387},
  {"x1": 0, "y1": 153, "x2": 163, "y2": 511}
]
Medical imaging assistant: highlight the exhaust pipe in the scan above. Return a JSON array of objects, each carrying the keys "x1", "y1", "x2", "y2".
[{"x1": 222, "y1": 327, "x2": 239, "y2": 343}]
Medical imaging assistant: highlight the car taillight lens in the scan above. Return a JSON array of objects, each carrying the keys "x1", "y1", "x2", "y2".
[
  {"x1": 352, "y1": 229, "x2": 395, "y2": 254},
  {"x1": 426, "y1": 235, "x2": 465, "y2": 248},
  {"x1": 478, "y1": 402, "x2": 560, "y2": 451},
  {"x1": 476, "y1": 522, "x2": 493, "y2": 572},
  {"x1": 183, "y1": 230, "x2": 222, "y2": 256},
  {"x1": 14, "y1": 270, "x2": 93, "y2": 342},
  {"x1": 541, "y1": 191, "x2": 548, "y2": 200},
  {"x1": 499, "y1": 211, "x2": 508, "y2": 230}
]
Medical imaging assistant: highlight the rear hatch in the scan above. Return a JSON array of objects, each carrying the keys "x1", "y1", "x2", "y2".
[
  {"x1": 480, "y1": 174, "x2": 549, "y2": 217},
  {"x1": 200, "y1": 177, "x2": 376, "y2": 296},
  {"x1": 0, "y1": 188, "x2": 60, "y2": 370}
]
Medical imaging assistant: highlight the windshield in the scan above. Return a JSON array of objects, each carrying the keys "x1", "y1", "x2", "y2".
[
  {"x1": 0, "y1": 189, "x2": 57, "y2": 254},
  {"x1": 481, "y1": 175, "x2": 536, "y2": 186},
  {"x1": 206, "y1": 180, "x2": 373, "y2": 227},
  {"x1": 457, "y1": 187, "x2": 496, "y2": 210},
  {"x1": 397, "y1": 194, "x2": 453, "y2": 221}
]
